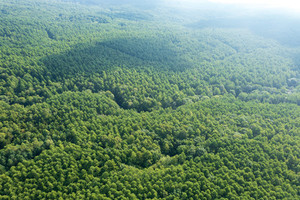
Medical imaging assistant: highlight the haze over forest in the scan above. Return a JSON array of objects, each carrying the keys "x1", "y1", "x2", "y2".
[{"x1": 0, "y1": 0, "x2": 299, "y2": 199}]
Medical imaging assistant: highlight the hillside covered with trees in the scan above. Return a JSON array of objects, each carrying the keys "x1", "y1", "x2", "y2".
[{"x1": 0, "y1": 0, "x2": 299, "y2": 199}]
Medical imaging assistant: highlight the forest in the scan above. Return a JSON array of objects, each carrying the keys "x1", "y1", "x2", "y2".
[{"x1": 0, "y1": 0, "x2": 299, "y2": 199}]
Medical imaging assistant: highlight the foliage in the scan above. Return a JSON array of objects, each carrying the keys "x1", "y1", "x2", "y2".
[{"x1": 0, "y1": 0, "x2": 299, "y2": 199}]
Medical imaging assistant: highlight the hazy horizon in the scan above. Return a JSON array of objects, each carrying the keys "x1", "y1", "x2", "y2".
[{"x1": 168, "y1": 0, "x2": 300, "y2": 14}]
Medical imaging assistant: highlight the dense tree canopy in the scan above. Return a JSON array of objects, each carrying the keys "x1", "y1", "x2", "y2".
[{"x1": 0, "y1": 0, "x2": 299, "y2": 199}]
